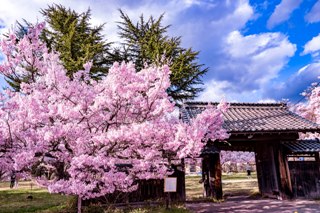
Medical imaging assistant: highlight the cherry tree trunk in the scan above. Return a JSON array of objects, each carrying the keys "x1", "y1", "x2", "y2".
[{"x1": 77, "y1": 196, "x2": 82, "y2": 213}]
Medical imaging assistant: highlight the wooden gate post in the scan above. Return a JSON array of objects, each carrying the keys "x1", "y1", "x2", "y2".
[
  {"x1": 209, "y1": 153, "x2": 223, "y2": 200},
  {"x1": 277, "y1": 146, "x2": 293, "y2": 199},
  {"x1": 213, "y1": 153, "x2": 223, "y2": 200}
]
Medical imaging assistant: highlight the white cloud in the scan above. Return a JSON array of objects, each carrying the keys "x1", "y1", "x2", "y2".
[
  {"x1": 169, "y1": 0, "x2": 253, "y2": 50},
  {"x1": 196, "y1": 80, "x2": 231, "y2": 102},
  {"x1": 219, "y1": 31, "x2": 296, "y2": 91},
  {"x1": 267, "y1": 0, "x2": 302, "y2": 29},
  {"x1": 226, "y1": 31, "x2": 281, "y2": 58},
  {"x1": 302, "y1": 33, "x2": 320, "y2": 56},
  {"x1": 198, "y1": 31, "x2": 296, "y2": 102},
  {"x1": 0, "y1": 0, "x2": 65, "y2": 36},
  {"x1": 197, "y1": 79, "x2": 263, "y2": 102},
  {"x1": 264, "y1": 63, "x2": 320, "y2": 101},
  {"x1": 305, "y1": 0, "x2": 320, "y2": 23},
  {"x1": 196, "y1": 30, "x2": 296, "y2": 102},
  {"x1": 257, "y1": 99, "x2": 277, "y2": 103},
  {"x1": 210, "y1": 0, "x2": 253, "y2": 30}
]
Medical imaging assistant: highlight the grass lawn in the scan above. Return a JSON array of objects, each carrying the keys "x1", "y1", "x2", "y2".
[
  {"x1": 185, "y1": 172, "x2": 259, "y2": 200},
  {"x1": 0, "y1": 181, "x2": 73, "y2": 213},
  {"x1": 0, "y1": 181, "x2": 189, "y2": 213},
  {"x1": 222, "y1": 172, "x2": 257, "y2": 180},
  {"x1": 0, "y1": 173, "x2": 258, "y2": 212}
]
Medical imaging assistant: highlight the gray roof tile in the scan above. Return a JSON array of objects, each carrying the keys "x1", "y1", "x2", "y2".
[
  {"x1": 180, "y1": 102, "x2": 320, "y2": 133},
  {"x1": 282, "y1": 139, "x2": 320, "y2": 153}
]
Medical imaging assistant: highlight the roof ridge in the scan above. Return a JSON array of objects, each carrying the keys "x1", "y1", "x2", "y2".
[{"x1": 183, "y1": 101, "x2": 287, "y2": 107}]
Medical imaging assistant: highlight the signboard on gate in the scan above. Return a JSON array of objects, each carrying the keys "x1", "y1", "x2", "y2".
[{"x1": 164, "y1": 177, "x2": 177, "y2": 192}]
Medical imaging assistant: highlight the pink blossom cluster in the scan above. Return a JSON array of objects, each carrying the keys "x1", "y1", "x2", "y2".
[
  {"x1": 296, "y1": 84, "x2": 320, "y2": 124},
  {"x1": 0, "y1": 22, "x2": 46, "y2": 80},
  {"x1": 294, "y1": 80, "x2": 320, "y2": 139},
  {"x1": 0, "y1": 23, "x2": 228, "y2": 199}
]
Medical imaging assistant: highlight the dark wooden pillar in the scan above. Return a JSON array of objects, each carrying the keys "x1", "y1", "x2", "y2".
[
  {"x1": 254, "y1": 151, "x2": 263, "y2": 193},
  {"x1": 201, "y1": 158, "x2": 210, "y2": 197},
  {"x1": 202, "y1": 153, "x2": 223, "y2": 200},
  {"x1": 277, "y1": 146, "x2": 293, "y2": 198},
  {"x1": 315, "y1": 152, "x2": 320, "y2": 195},
  {"x1": 180, "y1": 159, "x2": 186, "y2": 201},
  {"x1": 170, "y1": 160, "x2": 186, "y2": 201},
  {"x1": 210, "y1": 153, "x2": 223, "y2": 200}
]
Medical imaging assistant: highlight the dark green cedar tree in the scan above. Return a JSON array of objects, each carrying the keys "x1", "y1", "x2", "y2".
[
  {"x1": 40, "y1": 4, "x2": 112, "y2": 79},
  {"x1": 113, "y1": 10, "x2": 208, "y2": 101}
]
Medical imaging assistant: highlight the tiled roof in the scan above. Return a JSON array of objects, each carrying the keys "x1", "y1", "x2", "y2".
[
  {"x1": 180, "y1": 102, "x2": 320, "y2": 134},
  {"x1": 282, "y1": 139, "x2": 320, "y2": 153}
]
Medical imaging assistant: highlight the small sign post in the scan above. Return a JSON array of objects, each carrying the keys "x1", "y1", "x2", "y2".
[{"x1": 164, "y1": 177, "x2": 177, "y2": 209}]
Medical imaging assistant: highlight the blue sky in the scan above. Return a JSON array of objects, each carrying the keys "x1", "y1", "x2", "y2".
[{"x1": 1, "y1": 0, "x2": 320, "y2": 103}]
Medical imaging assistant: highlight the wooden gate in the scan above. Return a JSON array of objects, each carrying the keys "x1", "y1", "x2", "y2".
[{"x1": 289, "y1": 160, "x2": 320, "y2": 198}]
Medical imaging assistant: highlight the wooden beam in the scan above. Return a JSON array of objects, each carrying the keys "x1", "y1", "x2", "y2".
[{"x1": 227, "y1": 133, "x2": 299, "y2": 142}]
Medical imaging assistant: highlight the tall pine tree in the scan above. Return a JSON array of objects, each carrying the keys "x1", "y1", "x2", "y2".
[
  {"x1": 41, "y1": 4, "x2": 112, "y2": 79},
  {"x1": 113, "y1": 10, "x2": 208, "y2": 101}
]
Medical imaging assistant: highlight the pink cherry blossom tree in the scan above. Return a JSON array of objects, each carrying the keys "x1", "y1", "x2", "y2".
[
  {"x1": 0, "y1": 23, "x2": 228, "y2": 212},
  {"x1": 296, "y1": 83, "x2": 320, "y2": 123},
  {"x1": 294, "y1": 81, "x2": 320, "y2": 139}
]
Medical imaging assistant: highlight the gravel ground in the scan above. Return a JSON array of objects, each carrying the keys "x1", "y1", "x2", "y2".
[{"x1": 186, "y1": 197, "x2": 320, "y2": 213}]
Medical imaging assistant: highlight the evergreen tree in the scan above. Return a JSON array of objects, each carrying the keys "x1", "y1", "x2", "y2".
[
  {"x1": 41, "y1": 4, "x2": 112, "y2": 79},
  {"x1": 114, "y1": 10, "x2": 208, "y2": 101}
]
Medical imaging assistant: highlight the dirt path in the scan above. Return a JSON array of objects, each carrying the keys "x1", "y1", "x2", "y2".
[
  {"x1": 0, "y1": 181, "x2": 43, "y2": 191},
  {"x1": 222, "y1": 178, "x2": 256, "y2": 183},
  {"x1": 186, "y1": 197, "x2": 320, "y2": 213}
]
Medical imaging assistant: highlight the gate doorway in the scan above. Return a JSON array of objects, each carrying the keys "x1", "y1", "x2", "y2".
[
  {"x1": 184, "y1": 158, "x2": 203, "y2": 200},
  {"x1": 220, "y1": 151, "x2": 259, "y2": 198},
  {"x1": 184, "y1": 151, "x2": 259, "y2": 201}
]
